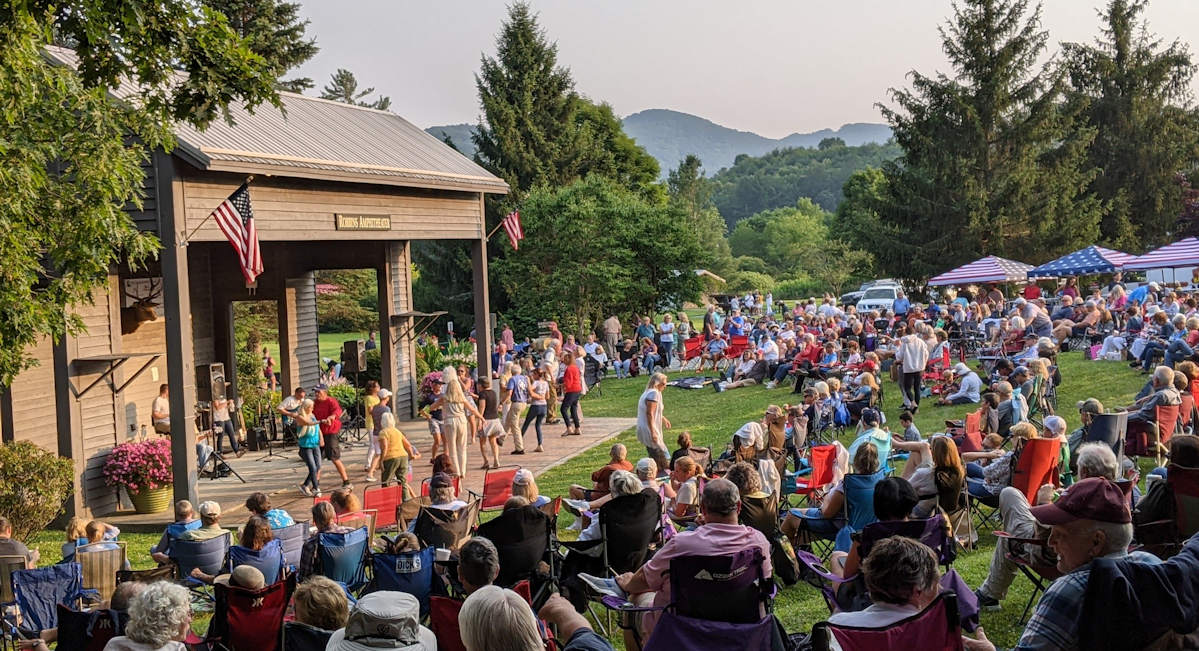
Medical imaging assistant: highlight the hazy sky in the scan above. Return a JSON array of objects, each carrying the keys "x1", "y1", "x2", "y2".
[{"x1": 294, "y1": 1, "x2": 1199, "y2": 139}]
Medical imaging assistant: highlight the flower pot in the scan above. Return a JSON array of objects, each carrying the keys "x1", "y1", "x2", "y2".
[{"x1": 128, "y1": 486, "x2": 172, "y2": 514}]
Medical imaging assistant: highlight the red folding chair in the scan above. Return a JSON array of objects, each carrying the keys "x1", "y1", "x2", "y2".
[
  {"x1": 1126, "y1": 404, "x2": 1180, "y2": 465},
  {"x1": 1008, "y1": 437, "x2": 1062, "y2": 504},
  {"x1": 205, "y1": 575, "x2": 296, "y2": 651},
  {"x1": 726, "y1": 335, "x2": 750, "y2": 358},
  {"x1": 421, "y1": 475, "x2": 462, "y2": 497},
  {"x1": 1180, "y1": 394, "x2": 1195, "y2": 434},
  {"x1": 787, "y1": 444, "x2": 837, "y2": 508},
  {"x1": 682, "y1": 336, "x2": 705, "y2": 370},
  {"x1": 811, "y1": 591, "x2": 964, "y2": 650},
  {"x1": 481, "y1": 466, "x2": 520, "y2": 510},
  {"x1": 313, "y1": 494, "x2": 331, "y2": 506},
  {"x1": 364, "y1": 484, "x2": 403, "y2": 528},
  {"x1": 429, "y1": 596, "x2": 467, "y2": 651}
]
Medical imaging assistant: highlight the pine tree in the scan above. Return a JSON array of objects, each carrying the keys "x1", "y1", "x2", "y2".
[
  {"x1": 1062, "y1": 0, "x2": 1197, "y2": 249},
  {"x1": 320, "y1": 69, "x2": 391, "y2": 110},
  {"x1": 203, "y1": 0, "x2": 319, "y2": 92},
  {"x1": 472, "y1": 2, "x2": 579, "y2": 195},
  {"x1": 876, "y1": 0, "x2": 1101, "y2": 281}
]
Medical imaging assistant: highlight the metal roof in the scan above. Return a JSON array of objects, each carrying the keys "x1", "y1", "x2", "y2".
[{"x1": 43, "y1": 47, "x2": 508, "y2": 194}]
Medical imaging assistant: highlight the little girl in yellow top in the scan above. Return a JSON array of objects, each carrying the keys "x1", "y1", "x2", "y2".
[{"x1": 378, "y1": 411, "x2": 420, "y2": 490}]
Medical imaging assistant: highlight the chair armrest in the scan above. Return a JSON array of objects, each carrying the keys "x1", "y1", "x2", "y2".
[
  {"x1": 992, "y1": 531, "x2": 1049, "y2": 546},
  {"x1": 598, "y1": 594, "x2": 665, "y2": 614}
]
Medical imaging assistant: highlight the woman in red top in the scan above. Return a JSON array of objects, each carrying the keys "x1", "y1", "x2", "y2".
[{"x1": 560, "y1": 351, "x2": 585, "y2": 436}]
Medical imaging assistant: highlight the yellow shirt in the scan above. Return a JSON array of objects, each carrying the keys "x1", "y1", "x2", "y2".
[
  {"x1": 364, "y1": 395, "x2": 381, "y2": 431},
  {"x1": 379, "y1": 426, "x2": 408, "y2": 460}
]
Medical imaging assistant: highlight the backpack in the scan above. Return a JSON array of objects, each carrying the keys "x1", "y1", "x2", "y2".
[{"x1": 833, "y1": 400, "x2": 851, "y2": 427}]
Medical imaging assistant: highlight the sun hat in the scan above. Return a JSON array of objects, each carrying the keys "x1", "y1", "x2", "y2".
[
  {"x1": 378, "y1": 388, "x2": 392, "y2": 399},
  {"x1": 1030, "y1": 477, "x2": 1130, "y2": 526},
  {"x1": 1077, "y1": 398, "x2": 1104, "y2": 415},
  {"x1": 326, "y1": 591, "x2": 435, "y2": 650},
  {"x1": 952, "y1": 362, "x2": 971, "y2": 376},
  {"x1": 214, "y1": 565, "x2": 266, "y2": 590}
]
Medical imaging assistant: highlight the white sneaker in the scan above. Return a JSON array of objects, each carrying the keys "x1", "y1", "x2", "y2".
[
  {"x1": 298, "y1": 484, "x2": 312, "y2": 497},
  {"x1": 564, "y1": 498, "x2": 591, "y2": 514},
  {"x1": 765, "y1": 381, "x2": 776, "y2": 389}
]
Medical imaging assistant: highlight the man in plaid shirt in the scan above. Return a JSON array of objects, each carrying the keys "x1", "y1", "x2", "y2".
[{"x1": 298, "y1": 502, "x2": 351, "y2": 579}]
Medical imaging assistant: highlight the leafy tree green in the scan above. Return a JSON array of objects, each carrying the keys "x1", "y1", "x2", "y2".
[
  {"x1": 725, "y1": 271, "x2": 775, "y2": 294},
  {"x1": 1062, "y1": 0, "x2": 1197, "y2": 249},
  {"x1": 574, "y1": 99, "x2": 662, "y2": 199},
  {"x1": 875, "y1": 0, "x2": 1101, "y2": 281},
  {"x1": 320, "y1": 68, "x2": 391, "y2": 110},
  {"x1": 492, "y1": 176, "x2": 703, "y2": 335},
  {"x1": 203, "y1": 0, "x2": 319, "y2": 92},
  {"x1": 0, "y1": 7, "x2": 277, "y2": 385},
  {"x1": 667, "y1": 155, "x2": 733, "y2": 276},
  {"x1": 735, "y1": 256, "x2": 770, "y2": 275},
  {"x1": 709, "y1": 141, "x2": 902, "y2": 227}
]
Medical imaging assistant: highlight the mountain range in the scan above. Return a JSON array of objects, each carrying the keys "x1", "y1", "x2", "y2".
[{"x1": 425, "y1": 109, "x2": 892, "y2": 177}]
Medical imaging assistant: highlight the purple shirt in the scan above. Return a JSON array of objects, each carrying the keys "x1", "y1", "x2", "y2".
[{"x1": 639, "y1": 523, "x2": 772, "y2": 631}]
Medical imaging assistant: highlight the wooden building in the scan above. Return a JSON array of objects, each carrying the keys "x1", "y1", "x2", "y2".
[{"x1": 0, "y1": 47, "x2": 507, "y2": 516}]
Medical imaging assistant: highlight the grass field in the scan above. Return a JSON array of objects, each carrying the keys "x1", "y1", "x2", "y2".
[{"x1": 31, "y1": 350, "x2": 1147, "y2": 646}]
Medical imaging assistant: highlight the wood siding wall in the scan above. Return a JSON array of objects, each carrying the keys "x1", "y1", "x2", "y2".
[
  {"x1": 180, "y1": 175, "x2": 483, "y2": 242},
  {"x1": 119, "y1": 318, "x2": 166, "y2": 438},
  {"x1": 190, "y1": 249, "x2": 216, "y2": 367},
  {"x1": 124, "y1": 149, "x2": 160, "y2": 234},
  {"x1": 5, "y1": 337, "x2": 58, "y2": 451},
  {"x1": 388, "y1": 243, "x2": 416, "y2": 416},
  {"x1": 71, "y1": 280, "x2": 123, "y2": 515},
  {"x1": 293, "y1": 273, "x2": 320, "y2": 389}
]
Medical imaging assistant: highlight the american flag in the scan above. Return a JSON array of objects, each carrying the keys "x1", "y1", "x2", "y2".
[
  {"x1": 210, "y1": 182, "x2": 263, "y2": 285},
  {"x1": 501, "y1": 210, "x2": 524, "y2": 250}
]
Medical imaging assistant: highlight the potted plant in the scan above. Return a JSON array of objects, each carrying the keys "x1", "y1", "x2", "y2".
[{"x1": 102, "y1": 438, "x2": 174, "y2": 513}]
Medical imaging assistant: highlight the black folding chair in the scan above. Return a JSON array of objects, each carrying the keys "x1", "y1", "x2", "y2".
[{"x1": 476, "y1": 505, "x2": 555, "y2": 605}]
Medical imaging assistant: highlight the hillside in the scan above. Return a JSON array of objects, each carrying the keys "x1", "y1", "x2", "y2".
[
  {"x1": 425, "y1": 109, "x2": 892, "y2": 177},
  {"x1": 709, "y1": 140, "x2": 903, "y2": 227}
]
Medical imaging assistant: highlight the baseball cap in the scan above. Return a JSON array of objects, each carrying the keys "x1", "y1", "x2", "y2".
[
  {"x1": 198, "y1": 501, "x2": 221, "y2": 517},
  {"x1": 953, "y1": 362, "x2": 971, "y2": 376},
  {"x1": 327, "y1": 591, "x2": 435, "y2": 651},
  {"x1": 430, "y1": 473, "x2": 454, "y2": 490},
  {"x1": 1030, "y1": 477, "x2": 1130, "y2": 526},
  {"x1": 378, "y1": 388, "x2": 392, "y2": 399},
  {"x1": 1077, "y1": 398, "x2": 1104, "y2": 415},
  {"x1": 513, "y1": 468, "x2": 534, "y2": 486},
  {"x1": 313, "y1": 384, "x2": 329, "y2": 392}
]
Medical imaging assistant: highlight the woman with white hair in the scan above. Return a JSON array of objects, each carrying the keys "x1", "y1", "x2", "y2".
[
  {"x1": 577, "y1": 470, "x2": 643, "y2": 542},
  {"x1": 102, "y1": 581, "x2": 191, "y2": 650},
  {"x1": 460, "y1": 585, "x2": 543, "y2": 651},
  {"x1": 427, "y1": 366, "x2": 483, "y2": 480}
]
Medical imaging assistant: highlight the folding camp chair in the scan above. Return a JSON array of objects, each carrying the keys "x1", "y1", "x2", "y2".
[
  {"x1": 204, "y1": 574, "x2": 296, "y2": 651},
  {"x1": 680, "y1": 336, "x2": 705, "y2": 371},
  {"x1": 274, "y1": 521, "x2": 309, "y2": 570},
  {"x1": 1083, "y1": 412, "x2": 1127, "y2": 465},
  {"x1": 972, "y1": 438, "x2": 1061, "y2": 538},
  {"x1": 364, "y1": 546, "x2": 437, "y2": 616},
  {"x1": 317, "y1": 526, "x2": 369, "y2": 593},
  {"x1": 421, "y1": 475, "x2": 462, "y2": 498},
  {"x1": 396, "y1": 496, "x2": 432, "y2": 531},
  {"x1": 0, "y1": 555, "x2": 24, "y2": 611},
  {"x1": 810, "y1": 591, "x2": 963, "y2": 651},
  {"x1": 412, "y1": 500, "x2": 481, "y2": 552},
  {"x1": 1181, "y1": 393, "x2": 1196, "y2": 436},
  {"x1": 598, "y1": 549, "x2": 779, "y2": 651},
  {"x1": 116, "y1": 564, "x2": 177, "y2": 585},
  {"x1": 364, "y1": 484, "x2": 403, "y2": 529},
  {"x1": 1135, "y1": 464, "x2": 1199, "y2": 559},
  {"x1": 336, "y1": 509, "x2": 378, "y2": 543},
  {"x1": 950, "y1": 410, "x2": 984, "y2": 453},
  {"x1": 9, "y1": 563, "x2": 85, "y2": 634},
  {"x1": 429, "y1": 596, "x2": 468, "y2": 651},
  {"x1": 476, "y1": 505, "x2": 554, "y2": 601},
  {"x1": 54, "y1": 605, "x2": 127, "y2": 651},
  {"x1": 230, "y1": 539, "x2": 286, "y2": 585},
  {"x1": 282, "y1": 621, "x2": 334, "y2": 651},
  {"x1": 172, "y1": 532, "x2": 231, "y2": 602},
  {"x1": 583, "y1": 355, "x2": 605, "y2": 397},
  {"x1": 151, "y1": 520, "x2": 203, "y2": 558},
  {"x1": 1127, "y1": 404, "x2": 1181, "y2": 466},
  {"x1": 784, "y1": 444, "x2": 837, "y2": 508},
  {"x1": 991, "y1": 531, "x2": 1062, "y2": 624},
  {"x1": 481, "y1": 466, "x2": 519, "y2": 510},
  {"x1": 76, "y1": 541, "x2": 126, "y2": 606}
]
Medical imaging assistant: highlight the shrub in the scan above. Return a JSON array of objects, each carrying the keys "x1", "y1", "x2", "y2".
[
  {"x1": 325, "y1": 378, "x2": 361, "y2": 411},
  {"x1": 0, "y1": 441, "x2": 74, "y2": 541},
  {"x1": 725, "y1": 270, "x2": 775, "y2": 294},
  {"x1": 318, "y1": 293, "x2": 376, "y2": 332},
  {"x1": 103, "y1": 438, "x2": 173, "y2": 495},
  {"x1": 773, "y1": 276, "x2": 824, "y2": 301}
]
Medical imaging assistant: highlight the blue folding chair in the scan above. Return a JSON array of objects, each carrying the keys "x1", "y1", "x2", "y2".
[
  {"x1": 836, "y1": 470, "x2": 885, "y2": 551},
  {"x1": 151, "y1": 520, "x2": 203, "y2": 557},
  {"x1": 10, "y1": 563, "x2": 85, "y2": 634},
  {"x1": 317, "y1": 527, "x2": 368, "y2": 593},
  {"x1": 364, "y1": 547, "x2": 436, "y2": 617},
  {"x1": 275, "y1": 521, "x2": 308, "y2": 571},
  {"x1": 230, "y1": 539, "x2": 286, "y2": 585},
  {"x1": 171, "y1": 532, "x2": 230, "y2": 601}
]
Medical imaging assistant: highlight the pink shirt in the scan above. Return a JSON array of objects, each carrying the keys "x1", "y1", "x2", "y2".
[{"x1": 639, "y1": 523, "x2": 772, "y2": 631}]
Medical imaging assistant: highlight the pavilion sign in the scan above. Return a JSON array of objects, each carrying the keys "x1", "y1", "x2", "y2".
[{"x1": 335, "y1": 214, "x2": 392, "y2": 231}]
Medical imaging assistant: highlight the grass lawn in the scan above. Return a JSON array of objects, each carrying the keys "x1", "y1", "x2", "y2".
[
  {"x1": 29, "y1": 351, "x2": 1146, "y2": 647},
  {"x1": 540, "y1": 350, "x2": 1147, "y2": 647}
]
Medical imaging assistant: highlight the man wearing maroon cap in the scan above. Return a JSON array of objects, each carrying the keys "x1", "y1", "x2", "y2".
[{"x1": 964, "y1": 477, "x2": 1160, "y2": 651}]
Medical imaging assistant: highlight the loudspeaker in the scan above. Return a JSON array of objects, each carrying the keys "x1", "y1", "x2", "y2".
[
  {"x1": 342, "y1": 339, "x2": 366, "y2": 373},
  {"x1": 196, "y1": 363, "x2": 226, "y2": 403}
]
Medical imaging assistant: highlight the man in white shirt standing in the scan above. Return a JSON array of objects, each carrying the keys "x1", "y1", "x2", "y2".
[{"x1": 895, "y1": 329, "x2": 930, "y2": 413}]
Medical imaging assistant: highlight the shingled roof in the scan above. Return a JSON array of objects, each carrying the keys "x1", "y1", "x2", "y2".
[{"x1": 43, "y1": 46, "x2": 508, "y2": 195}]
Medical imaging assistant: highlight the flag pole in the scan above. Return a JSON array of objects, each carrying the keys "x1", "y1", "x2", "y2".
[
  {"x1": 180, "y1": 175, "x2": 256, "y2": 247},
  {"x1": 485, "y1": 221, "x2": 505, "y2": 240}
]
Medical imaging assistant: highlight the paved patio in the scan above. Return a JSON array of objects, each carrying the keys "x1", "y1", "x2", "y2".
[{"x1": 106, "y1": 416, "x2": 635, "y2": 532}]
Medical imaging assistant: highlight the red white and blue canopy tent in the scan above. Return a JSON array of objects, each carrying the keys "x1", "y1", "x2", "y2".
[
  {"x1": 927, "y1": 255, "x2": 1033, "y2": 286},
  {"x1": 1123, "y1": 237, "x2": 1199, "y2": 271},
  {"x1": 1026, "y1": 245, "x2": 1137, "y2": 278}
]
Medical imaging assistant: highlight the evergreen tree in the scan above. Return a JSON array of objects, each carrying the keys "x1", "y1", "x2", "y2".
[
  {"x1": 472, "y1": 2, "x2": 579, "y2": 195},
  {"x1": 203, "y1": 0, "x2": 319, "y2": 92},
  {"x1": 1062, "y1": 0, "x2": 1197, "y2": 249},
  {"x1": 877, "y1": 0, "x2": 1101, "y2": 281},
  {"x1": 320, "y1": 68, "x2": 391, "y2": 110}
]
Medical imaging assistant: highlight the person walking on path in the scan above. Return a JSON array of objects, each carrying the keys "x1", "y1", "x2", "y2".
[{"x1": 427, "y1": 366, "x2": 483, "y2": 480}]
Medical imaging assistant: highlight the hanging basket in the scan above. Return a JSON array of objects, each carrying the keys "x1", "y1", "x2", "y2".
[{"x1": 128, "y1": 486, "x2": 172, "y2": 514}]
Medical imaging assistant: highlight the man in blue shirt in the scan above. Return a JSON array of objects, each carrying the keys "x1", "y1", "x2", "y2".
[
  {"x1": 635, "y1": 316, "x2": 656, "y2": 342},
  {"x1": 727, "y1": 310, "x2": 746, "y2": 336},
  {"x1": 892, "y1": 291, "x2": 910, "y2": 317}
]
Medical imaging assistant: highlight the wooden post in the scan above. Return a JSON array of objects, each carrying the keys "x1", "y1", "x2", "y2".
[
  {"x1": 472, "y1": 237, "x2": 493, "y2": 380},
  {"x1": 278, "y1": 284, "x2": 300, "y2": 396},
  {"x1": 377, "y1": 246, "x2": 399, "y2": 400},
  {"x1": 52, "y1": 335, "x2": 86, "y2": 517},
  {"x1": 158, "y1": 153, "x2": 198, "y2": 504}
]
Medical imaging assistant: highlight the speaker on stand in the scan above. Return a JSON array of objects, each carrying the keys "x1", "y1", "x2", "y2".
[{"x1": 342, "y1": 339, "x2": 368, "y2": 442}]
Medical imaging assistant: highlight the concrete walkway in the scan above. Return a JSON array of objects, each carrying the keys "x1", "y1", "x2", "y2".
[{"x1": 106, "y1": 415, "x2": 635, "y2": 532}]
